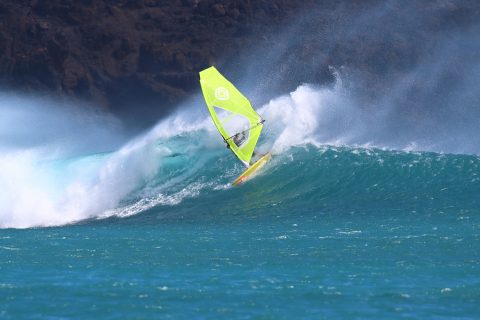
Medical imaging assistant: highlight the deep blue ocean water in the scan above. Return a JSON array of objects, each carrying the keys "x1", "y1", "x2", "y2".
[{"x1": 1, "y1": 145, "x2": 479, "y2": 319}]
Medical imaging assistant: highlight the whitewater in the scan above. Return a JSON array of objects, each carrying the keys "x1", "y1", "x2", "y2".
[{"x1": 0, "y1": 75, "x2": 479, "y2": 229}]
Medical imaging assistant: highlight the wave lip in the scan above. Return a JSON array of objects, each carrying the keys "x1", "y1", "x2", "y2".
[{"x1": 1, "y1": 79, "x2": 479, "y2": 228}]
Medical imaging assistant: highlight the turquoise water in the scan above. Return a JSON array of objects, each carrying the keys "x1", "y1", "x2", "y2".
[{"x1": 1, "y1": 145, "x2": 479, "y2": 319}]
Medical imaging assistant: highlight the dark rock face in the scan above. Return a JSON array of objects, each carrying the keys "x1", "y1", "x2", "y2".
[
  {"x1": 0, "y1": 0, "x2": 479, "y2": 128},
  {"x1": 0, "y1": 0, "x2": 315, "y2": 126}
]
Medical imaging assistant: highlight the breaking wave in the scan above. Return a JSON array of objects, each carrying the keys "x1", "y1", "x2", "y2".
[{"x1": 0, "y1": 75, "x2": 479, "y2": 228}]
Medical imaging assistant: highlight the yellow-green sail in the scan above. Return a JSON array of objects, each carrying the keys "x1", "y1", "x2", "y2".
[{"x1": 199, "y1": 66, "x2": 263, "y2": 166}]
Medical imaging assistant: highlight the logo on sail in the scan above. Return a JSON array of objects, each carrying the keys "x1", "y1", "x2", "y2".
[{"x1": 215, "y1": 87, "x2": 230, "y2": 101}]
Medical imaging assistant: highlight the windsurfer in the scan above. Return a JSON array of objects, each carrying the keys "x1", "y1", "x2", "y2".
[{"x1": 233, "y1": 132, "x2": 246, "y2": 146}]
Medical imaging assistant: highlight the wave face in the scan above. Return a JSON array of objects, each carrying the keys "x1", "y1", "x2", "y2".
[
  {"x1": 0, "y1": 81, "x2": 479, "y2": 229},
  {"x1": 1, "y1": 81, "x2": 480, "y2": 320}
]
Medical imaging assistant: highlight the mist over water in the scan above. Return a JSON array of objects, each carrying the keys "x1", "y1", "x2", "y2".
[
  {"x1": 0, "y1": 93, "x2": 126, "y2": 155},
  {"x1": 223, "y1": 0, "x2": 480, "y2": 151}
]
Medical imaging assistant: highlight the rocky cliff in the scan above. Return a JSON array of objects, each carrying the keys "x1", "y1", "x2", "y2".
[{"x1": 0, "y1": 0, "x2": 321, "y2": 125}]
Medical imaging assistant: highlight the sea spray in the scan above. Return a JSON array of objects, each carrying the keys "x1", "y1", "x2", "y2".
[{"x1": 1, "y1": 72, "x2": 479, "y2": 228}]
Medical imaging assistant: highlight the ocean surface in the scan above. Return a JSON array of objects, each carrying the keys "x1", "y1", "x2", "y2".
[{"x1": 1, "y1": 84, "x2": 480, "y2": 319}]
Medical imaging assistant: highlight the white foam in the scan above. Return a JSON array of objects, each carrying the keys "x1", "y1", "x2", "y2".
[
  {"x1": 99, "y1": 182, "x2": 207, "y2": 219},
  {"x1": 1, "y1": 68, "x2": 478, "y2": 228},
  {"x1": 0, "y1": 138, "x2": 167, "y2": 228},
  {"x1": 0, "y1": 96, "x2": 209, "y2": 228},
  {"x1": 258, "y1": 69, "x2": 480, "y2": 156},
  {"x1": 258, "y1": 74, "x2": 367, "y2": 154},
  {"x1": 0, "y1": 98, "x2": 226, "y2": 228}
]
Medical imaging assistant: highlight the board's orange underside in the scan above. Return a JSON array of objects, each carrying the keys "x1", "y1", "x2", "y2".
[{"x1": 232, "y1": 152, "x2": 271, "y2": 186}]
